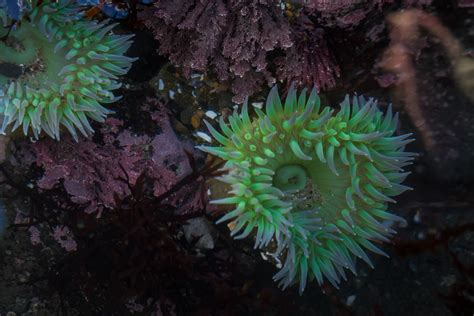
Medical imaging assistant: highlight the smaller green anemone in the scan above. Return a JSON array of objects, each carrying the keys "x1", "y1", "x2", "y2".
[
  {"x1": 0, "y1": 0, "x2": 136, "y2": 140},
  {"x1": 199, "y1": 86, "x2": 415, "y2": 293}
]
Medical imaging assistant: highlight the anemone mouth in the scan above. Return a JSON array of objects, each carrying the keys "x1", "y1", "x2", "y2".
[
  {"x1": 274, "y1": 161, "x2": 349, "y2": 221},
  {"x1": 201, "y1": 85, "x2": 415, "y2": 293},
  {"x1": 273, "y1": 164, "x2": 308, "y2": 192},
  {"x1": 0, "y1": 0, "x2": 137, "y2": 140}
]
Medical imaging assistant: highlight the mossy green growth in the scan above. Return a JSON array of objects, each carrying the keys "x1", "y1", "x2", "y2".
[
  {"x1": 0, "y1": 0, "x2": 136, "y2": 140},
  {"x1": 199, "y1": 86, "x2": 415, "y2": 293}
]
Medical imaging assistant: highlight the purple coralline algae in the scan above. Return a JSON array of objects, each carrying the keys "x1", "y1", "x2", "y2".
[
  {"x1": 139, "y1": 0, "x2": 433, "y2": 103},
  {"x1": 15, "y1": 98, "x2": 199, "y2": 216},
  {"x1": 275, "y1": 13, "x2": 340, "y2": 92},
  {"x1": 140, "y1": 0, "x2": 294, "y2": 103}
]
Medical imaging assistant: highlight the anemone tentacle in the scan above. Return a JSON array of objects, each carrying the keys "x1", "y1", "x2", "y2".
[
  {"x1": 199, "y1": 86, "x2": 415, "y2": 293},
  {"x1": 0, "y1": 0, "x2": 136, "y2": 140}
]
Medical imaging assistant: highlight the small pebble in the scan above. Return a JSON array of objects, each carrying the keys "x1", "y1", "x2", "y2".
[
  {"x1": 168, "y1": 90, "x2": 176, "y2": 99},
  {"x1": 205, "y1": 110, "x2": 218, "y2": 119},
  {"x1": 172, "y1": 119, "x2": 188, "y2": 134},
  {"x1": 183, "y1": 218, "x2": 215, "y2": 250},
  {"x1": 18, "y1": 271, "x2": 31, "y2": 283},
  {"x1": 191, "y1": 110, "x2": 204, "y2": 129},
  {"x1": 345, "y1": 295, "x2": 356, "y2": 306},
  {"x1": 413, "y1": 210, "x2": 422, "y2": 224}
]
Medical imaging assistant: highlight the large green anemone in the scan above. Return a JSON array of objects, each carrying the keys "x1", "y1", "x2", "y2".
[
  {"x1": 0, "y1": 0, "x2": 136, "y2": 140},
  {"x1": 199, "y1": 86, "x2": 415, "y2": 293}
]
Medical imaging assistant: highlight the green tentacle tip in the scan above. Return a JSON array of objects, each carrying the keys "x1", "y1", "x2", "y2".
[
  {"x1": 200, "y1": 85, "x2": 416, "y2": 293},
  {"x1": 0, "y1": 0, "x2": 137, "y2": 141}
]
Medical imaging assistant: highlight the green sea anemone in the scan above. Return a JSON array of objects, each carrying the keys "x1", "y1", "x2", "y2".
[
  {"x1": 199, "y1": 86, "x2": 415, "y2": 293},
  {"x1": 0, "y1": 0, "x2": 136, "y2": 140}
]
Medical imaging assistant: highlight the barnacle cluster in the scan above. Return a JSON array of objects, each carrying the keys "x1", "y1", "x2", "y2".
[
  {"x1": 200, "y1": 86, "x2": 415, "y2": 293},
  {"x1": 0, "y1": 0, "x2": 136, "y2": 140}
]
